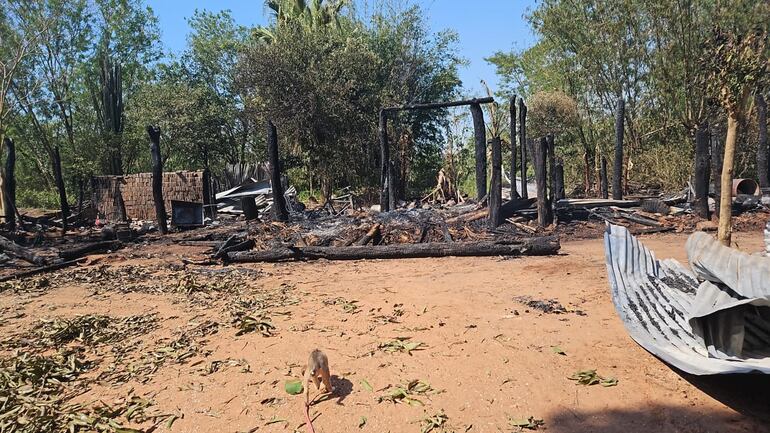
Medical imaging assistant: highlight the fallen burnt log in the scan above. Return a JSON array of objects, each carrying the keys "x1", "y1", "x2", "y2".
[
  {"x1": 0, "y1": 258, "x2": 84, "y2": 282},
  {"x1": 227, "y1": 236, "x2": 559, "y2": 263},
  {"x1": 0, "y1": 235, "x2": 47, "y2": 266},
  {"x1": 58, "y1": 240, "x2": 123, "y2": 261}
]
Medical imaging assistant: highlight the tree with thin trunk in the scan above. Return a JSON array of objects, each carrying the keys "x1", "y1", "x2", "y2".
[{"x1": 702, "y1": 28, "x2": 768, "y2": 246}]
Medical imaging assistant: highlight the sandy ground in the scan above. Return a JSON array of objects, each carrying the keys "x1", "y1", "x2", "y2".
[{"x1": 2, "y1": 229, "x2": 770, "y2": 433}]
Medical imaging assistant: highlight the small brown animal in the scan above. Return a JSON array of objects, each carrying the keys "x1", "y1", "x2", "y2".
[{"x1": 304, "y1": 349, "x2": 333, "y2": 404}]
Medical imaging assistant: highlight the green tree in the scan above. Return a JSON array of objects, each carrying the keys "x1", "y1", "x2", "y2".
[{"x1": 702, "y1": 27, "x2": 768, "y2": 245}]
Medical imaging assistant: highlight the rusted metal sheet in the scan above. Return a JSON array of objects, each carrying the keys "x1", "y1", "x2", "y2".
[{"x1": 604, "y1": 224, "x2": 770, "y2": 374}]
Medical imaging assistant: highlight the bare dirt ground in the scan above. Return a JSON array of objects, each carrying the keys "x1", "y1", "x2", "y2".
[{"x1": 2, "y1": 228, "x2": 770, "y2": 433}]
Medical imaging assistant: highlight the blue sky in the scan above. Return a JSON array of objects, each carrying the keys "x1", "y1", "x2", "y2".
[{"x1": 145, "y1": 0, "x2": 538, "y2": 95}]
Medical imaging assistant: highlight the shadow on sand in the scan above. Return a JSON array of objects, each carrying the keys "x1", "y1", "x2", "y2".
[{"x1": 546, "y1": 369, "x2": 770, "y2": 433}]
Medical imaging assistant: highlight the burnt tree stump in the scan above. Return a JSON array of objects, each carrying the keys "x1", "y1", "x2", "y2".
[
  {"x1": 519, "y1": 98, "x2": 528, "y2": 199},
  {"x1": 267, "y1": 120, "x2": 289, "y2": 222},
  {"x1": 470, "y1": 102, "x2": 487, "y2": 200},
  {"x1": 509, "y1": 96, "x2": 518, "y2": 198},
  {"x1": 379, "y1": 110, "x2": 390, "y2": 212},
  {"x1": 613, "y1": 97, "x2": 625, "y2": 200},
  {"x1": 489, "y1": 137, "x2": 503, "y2": 228},
  {"x1": 4, "y1": 137, "x2": 15, "y2": 227},
  {"x1": 52, "y1": 146, "x2": 69, "y2": 233},
  {"x1": 694, "y1": 122, "x2": 711, "y2": 219},
  {"x1": 148, "y1": 125, "x2": 168, "y2": 234},
  {"x1": 534, "y1": 137, "x2": 553, "y2": 227}
]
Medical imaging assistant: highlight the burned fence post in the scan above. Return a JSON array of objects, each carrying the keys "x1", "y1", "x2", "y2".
[
  {"x1": 600, "y1": 156, "x2": 609, "y2": 199},
  {"x1": 519, "y1": 98, "x2": 528, "y2": 199},
  {"x1": 613, "y1": 97, "x2": 625, "y2": 200},
  {"x1": 379, "y1": 109, "x2": 390, "y2": 212},
  {"x1": 147, "y1": 125, "x2": 168, "y2": 234},
  {"x1": 488, "y1": 137, "x2": 503, "y2": 228},
  {"x1": 470, "y1": 102, "x2": 487, "y2": 200},
  {"x1": 694, "y1": 122, "x2": 711, "y2": 219},
  {"x1": 758, "y1": 94, "x2": 768, "y2": 189},
  {"x1": 534, "y1": 137, "x2": 553, "y2": 227},
  {"x1": 554, "y1": 161, "x2": 565, "y2": 201},
  {"x1": 510, "y1": 96, "x2": 518, "y2": 198},
  {"x1": 267, "y1": 120, "x2": 289, "y2": 222},
  {"x1": 4, "y1": 137, "x2": 16, "y2": 228},
  {"x1": 52, "y1": 146, "x2": 69, "y2": 233}
]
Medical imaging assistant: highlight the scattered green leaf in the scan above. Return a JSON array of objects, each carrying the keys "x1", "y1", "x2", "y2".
[
  {"x1": 285, "y1": 379, "x2": 304, "y2": 395},
  {"x1": 568, "y1": 369, "x2": 618, "y2": 387}
]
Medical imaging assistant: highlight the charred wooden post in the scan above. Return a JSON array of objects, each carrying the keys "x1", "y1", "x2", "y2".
[
  {"x1": 379, "y1": 110, "x2": 390, "y2": 212},
  {"x1": 202, "y1": 169, "x2": 215, "y2": 219},
  {"x1": 613, "y1": 97, "x2": 625, "y2": 200},
  {"x1": 518, "y1": 98, "x2": 528, "y2": 198},
  {"x1": 694, "y1": 122, "x2": 711, "y2": 219},
  {"x1": 547, "y1": 134, "x2": 556, "y2": 202},
  {"x1": 3, "y1": 137, "x2": 16, "y2": 227},
  {"x1": 488, "y1": 137, "x2": 503, "y2": 228},
  {"x1": 758, "y1": 94, "x2": 768, "y2": 189},
  {"x1": 147, "y1": 125, "x2": 168, "y2": 234},
  {"x1": 554, "y1": 161, "x2": 565, "y2": 201},
  {"x1": 241, "y1": 197, "x2": 258, "y2": 220},
  {"x1": 534, "y1": 137, "x2": 553, "y2": 227},
  {"x1": 267, "y1": 120, "x2": 289, "y2": 222},
  {"x1": 470, "y1": 102, "x2": 487, "y2": 200},
  {"x1": 52, "y1": 146, "x2": 69, "y2": 233},
  {"x1": 710, "y1": 125, "x2": 724, "y2": 217},
  {"x1": 600, "y1": 156, "x2": 609, "y2": 199},
  {"x1": 509, "y1": 96, "x2": 518, "y2": 198},
  {"x1": 388, "y1": 160, "x2": 397, "y2": 210}
]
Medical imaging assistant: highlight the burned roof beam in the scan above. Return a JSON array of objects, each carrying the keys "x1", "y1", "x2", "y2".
[{"x1": 382, "y1": 96, "x2": 494, "y2": 113}]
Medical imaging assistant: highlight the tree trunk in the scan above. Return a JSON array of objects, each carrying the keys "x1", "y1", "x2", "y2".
[
  {"x1": 470, "y1": 103, "x2": 487, "y2": 200},
  {"x1": 757, "y1": 94, "x2": 768, "y2": 189},
  {"x1": 613, "y1": 98, "x2": 625, "y2": 200},
  {"x1": 718, "y1": 114, "x2": 739, "y2": 246},
  {"x1": 488, "y1": 137, "x2": 502, "y2": 229},
  {"x1": 267, "y1": 120, "x2": 289, "y2": 222},
  {"x1": 519, "y1": 98, "x2": 528, "y2": 199},
  {"x1": 52, "y1": 146, "x2": 69, "y2": 233},
  {"x1": 600, "y1": 156, "x2": 609, "y2": 199},
  {"x1": 509, "y1": 96, "x2": 518, "y2": 198},
  {"x1": 710, "y1": 125, "x2": 724, "y2": 218},
  {"x1": 379, "y1": 110, "x2": 390, "y2": 212},
  {"x1": 534, "y1": 137, "x2": 552, "y2": 227},
  {"x1": 693, "y1": 122, "x2": 711, "y2": 219},
  {"x1": 4, "y1": 137, "x2": 16, "y2": 228},
  {"x1": 148, "y1": 125, "x2": 168, "y2": 234}
]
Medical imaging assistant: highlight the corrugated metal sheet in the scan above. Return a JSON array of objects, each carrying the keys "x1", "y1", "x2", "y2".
[{"x1": 604, "y1": 224, "x2": 770, "y2": 374}]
